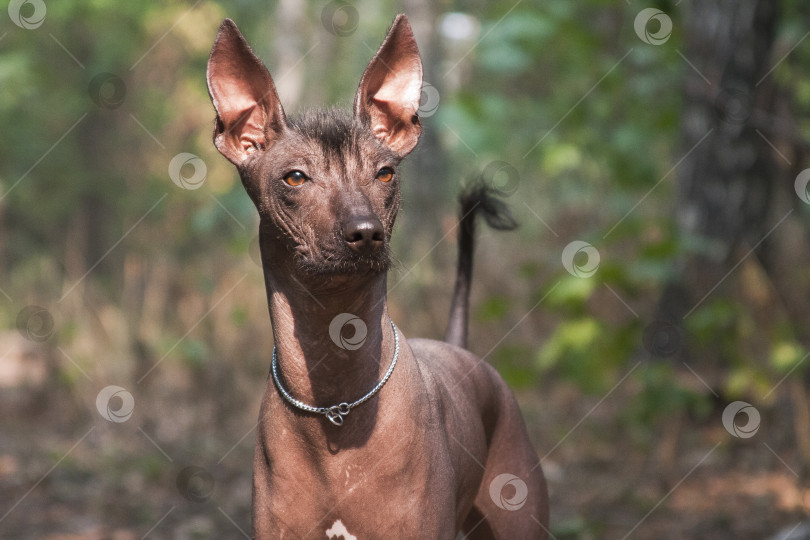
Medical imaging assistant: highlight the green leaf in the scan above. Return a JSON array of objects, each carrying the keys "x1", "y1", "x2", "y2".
[
  {"x1": 770, "y1": 341, "x2": 805, "y2": 373},
  {"x1": 477, "y1": 295, "x2": 512, "y2": 322},
  {"x1": 543, "y1": 275, "x2": 597, "y2": 310}
]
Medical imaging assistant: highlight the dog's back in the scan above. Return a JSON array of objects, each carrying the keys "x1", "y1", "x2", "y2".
[{"x1": 409, "y1": 338, "x2": 549, "y2": 537}]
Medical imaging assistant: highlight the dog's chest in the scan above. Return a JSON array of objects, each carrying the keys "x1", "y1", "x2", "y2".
[{"x1": 255, "y1": 420, "x2": 457, "y2": 538}]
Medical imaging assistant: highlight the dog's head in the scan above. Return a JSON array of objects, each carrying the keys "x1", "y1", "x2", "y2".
[{"x1": 206, "y1": 15, "x2": 422, "y2": 278}]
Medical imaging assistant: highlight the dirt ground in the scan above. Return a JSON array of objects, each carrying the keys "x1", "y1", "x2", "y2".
[{"x1": 1, "y1": 367, "x2": 808, "y2": 539}]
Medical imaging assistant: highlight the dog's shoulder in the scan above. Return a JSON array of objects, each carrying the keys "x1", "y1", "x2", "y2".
[
  {"x1": 407, "y1": 337, "x2": 507, "y2": 399},
  {"x1": 407, "y1": 337, "x2": 476, "y2": 366}
]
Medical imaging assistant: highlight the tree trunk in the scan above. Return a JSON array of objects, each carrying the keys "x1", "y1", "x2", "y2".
[
  {"x1": 273, "y1": 0, "x2": 305, "y2": 109},
  {"x1": 401, "y1": 0, "x2": 448, "y2": 240},
  {"x1": 657, "y1": 0, "x2": 779, "y2": 334}
]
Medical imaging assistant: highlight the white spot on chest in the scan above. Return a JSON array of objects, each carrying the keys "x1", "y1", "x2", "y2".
[{"x1": 326, "y1": 519, "x2": 357, "y2": 540}]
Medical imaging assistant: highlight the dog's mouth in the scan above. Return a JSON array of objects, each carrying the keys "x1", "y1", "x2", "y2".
[
  {"x1": 260, "y1": 218, "x2": 392, "y2": 278},
  {"x1": 294, "y1": 244, "x2": 391, "y2": 277}
]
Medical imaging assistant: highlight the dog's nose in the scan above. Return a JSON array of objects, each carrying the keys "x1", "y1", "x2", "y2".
[{"x1": 343, "y1": 217, "x2": 384, "y2": 252}]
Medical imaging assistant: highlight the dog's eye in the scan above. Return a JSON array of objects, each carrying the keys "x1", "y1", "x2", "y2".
[
  {"x1": 283, "y1": 170, "x2": 308, "y2": 187},
  {"x1": 376, "y1": 167, "x2": 394, "y2": 183}
]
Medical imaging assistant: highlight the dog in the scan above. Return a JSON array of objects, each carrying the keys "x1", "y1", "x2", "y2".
[{"x1": 206, "y1": 14, "x2": 548, "y2": 539}]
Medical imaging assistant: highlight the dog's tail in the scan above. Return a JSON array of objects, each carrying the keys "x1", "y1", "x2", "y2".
[{"x1": 444, "y1": 180, "x2": 517, "y2": 349}]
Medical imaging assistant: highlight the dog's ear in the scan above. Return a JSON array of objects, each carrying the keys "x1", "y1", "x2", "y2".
[
  {"x1": 353, "y1": 14, "x2": 423, "y2": 156},
  {"x1": 207, "y1": 19, "x2": 286, "y2": 165}
]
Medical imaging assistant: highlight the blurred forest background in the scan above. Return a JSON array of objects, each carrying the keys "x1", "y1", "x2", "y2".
[{"x1": 2, "y1": 0, "x2": 810, "y2": 538}]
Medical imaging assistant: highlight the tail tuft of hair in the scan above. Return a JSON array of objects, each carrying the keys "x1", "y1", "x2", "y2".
[{"x1": 444, "y1": 179, "x2": 518, "y2": 349}]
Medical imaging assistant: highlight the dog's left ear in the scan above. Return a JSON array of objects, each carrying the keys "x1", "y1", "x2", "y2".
[{"x1": 353, "y1": 14, "x2": 423, "y2": 156}]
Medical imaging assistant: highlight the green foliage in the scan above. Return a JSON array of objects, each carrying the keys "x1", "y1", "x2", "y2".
[
  {"x1": 725, "y1": 364, "x2": 773, "y2": 399},
  {"x1": 230, "y1": 306, "x2": 249, "y2": 328},
  {"x1": 624, "y1": 363, "x2": 711, "y2": 428},
  {"x1": 550, "y1": 515, "x2": 597, "y2": 540},
  {"x1": 685, "y1": 299, "x2": 741, "y2": 362},
  {"x1": 446, "y1": 0, "x2": 692, "y2": 410},
  {"x1": 180, "y1": 339, "x2": 209, "y2": 369},
  {"x1": 476, "y1": 294, "x2": 512, "y2": 322},
  {"x1": 492, "y1": 344, "x2": 537, "y2": 389},
  {"x1": 770, "y1": 339, "x2": 805, "y2": 374},
  {"x1": 536, "y1": 314, "x2": 638, "y2": 394},
  {"x1": 2, "y1": 2, "x2": 809, "y2": 502},
  {"x1": 543, "y1": 276, "x2": 597, "y2": 313}
]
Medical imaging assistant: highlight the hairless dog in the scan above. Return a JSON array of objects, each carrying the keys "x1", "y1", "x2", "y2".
[{"x1": 206, "y1": 14, "x2": 549, "y2": 539}]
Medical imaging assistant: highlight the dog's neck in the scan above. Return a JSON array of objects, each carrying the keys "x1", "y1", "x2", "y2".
[
  {"x1": 263, "y1": 269, "x2": 395, "y2": 411},
  {"x1": 207, "y1": 14, "x2": 423, "y2": 434}
]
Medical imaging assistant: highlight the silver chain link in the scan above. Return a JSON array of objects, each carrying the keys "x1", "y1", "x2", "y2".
[{"x1": 271, "y1": 319, "x2": 399, "y2": 427}]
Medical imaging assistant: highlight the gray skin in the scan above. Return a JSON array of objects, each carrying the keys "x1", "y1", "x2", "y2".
[{"x1": 206, "y1": 15, "x2": 549, "y2": 539}]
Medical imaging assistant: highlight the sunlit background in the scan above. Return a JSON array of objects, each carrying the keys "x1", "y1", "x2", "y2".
[{"x1": 2, "y1": 1, "x2": 810, "y2": 538}]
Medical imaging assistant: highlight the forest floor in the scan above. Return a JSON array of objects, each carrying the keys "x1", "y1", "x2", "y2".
[
  {"x1": 0, "y1": 374, "x2": 807, "y2": 539},
  {"x1": 524, "y1": 384, "x2": 809, "y2": 539}
]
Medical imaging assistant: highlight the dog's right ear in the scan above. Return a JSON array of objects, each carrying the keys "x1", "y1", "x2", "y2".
[{"x1": 207, "y1": 19, "x2": 286, "y2": 165}]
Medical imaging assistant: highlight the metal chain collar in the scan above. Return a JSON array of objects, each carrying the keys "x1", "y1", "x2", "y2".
[{"x1": 271, "y1": 319, "x2": 399, "y2": 426}]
